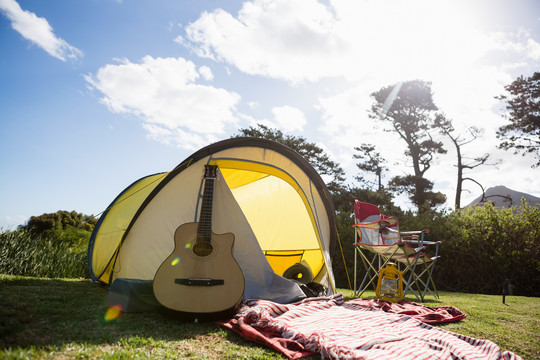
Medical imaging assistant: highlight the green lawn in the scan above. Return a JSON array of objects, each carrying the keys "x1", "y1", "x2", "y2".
[{"x1": 1, "y1": 275, "x2": 538, "y2": 359}]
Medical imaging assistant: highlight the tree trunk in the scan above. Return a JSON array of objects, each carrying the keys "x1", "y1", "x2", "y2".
[{"x1": 454, "y1": 137, "x2": 463, "y2": 209}]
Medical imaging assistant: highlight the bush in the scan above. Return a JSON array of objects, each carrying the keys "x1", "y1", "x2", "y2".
[
  {"x1": 21, "y1": 210, "x2": 96, "y2": 240},
  {"x1": 434, "y1": 200, "x2": 539, "y2": 296},
  {"x1": 0, "y1": 229, "x2": 89, "y2": 278}
]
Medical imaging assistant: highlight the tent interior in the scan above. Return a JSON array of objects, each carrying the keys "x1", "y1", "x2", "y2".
[{"x1": 223, "y1": 167, "x2": 325, "y2": 279}]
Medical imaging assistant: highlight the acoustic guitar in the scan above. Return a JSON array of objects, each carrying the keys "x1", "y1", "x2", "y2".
[{"x1": 153, "y1": 164, "x2": 245, "y2": 319}]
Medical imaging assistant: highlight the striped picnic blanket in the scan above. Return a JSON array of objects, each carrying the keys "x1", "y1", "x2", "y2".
[{"x1": 221, "y1": 294, "x2": 522, "y2": 360}]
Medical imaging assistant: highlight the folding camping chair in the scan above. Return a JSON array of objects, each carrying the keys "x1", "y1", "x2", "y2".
[{"x1": 352, "y1": 200, "x2": 440, "y2": 301}]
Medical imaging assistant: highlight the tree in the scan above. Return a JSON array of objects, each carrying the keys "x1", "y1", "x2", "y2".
[
  {"x1": 496, "y1": 72, "x2": 540, "y2": 167},
  {"x1": 435, "y1": 117, "x2": 497, "y2": 209},
  {"x1": 20, "y1": 210, "x2": 97, "y2": 247},
  {"x1": 353, "y1": 144, "x2": 388, "y2": 191},
  {"x1": 369, "y1": 80, "x2": 447, "y2": 210},
  {"x1": 331, "y1": 185, "x2": 398, "y2": 215},
  {"x1": 235, "y1": 124, "x2": 346, "y2": 192},
  {"x1": 22, "y1": 210, "x2": 97, "y2": 234}
]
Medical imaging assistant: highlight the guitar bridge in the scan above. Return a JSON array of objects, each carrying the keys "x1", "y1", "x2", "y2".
[{"x1": 175, "y1": 278, "x2": 225, "y2": 286}]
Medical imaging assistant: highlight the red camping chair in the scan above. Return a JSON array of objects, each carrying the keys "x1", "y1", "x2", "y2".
[{"x1": 352, "y1": 200, "x2": 440, "y2": 301}]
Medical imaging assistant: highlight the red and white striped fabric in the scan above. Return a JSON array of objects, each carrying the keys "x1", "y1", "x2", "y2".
[{"x1": 235, "y1": 294, "x2": 522, "y2": 360}]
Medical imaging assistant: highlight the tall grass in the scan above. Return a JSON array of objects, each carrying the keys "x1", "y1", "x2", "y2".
[{"x1": 0, "y1": 229, "x2": 88, "y2": 278}]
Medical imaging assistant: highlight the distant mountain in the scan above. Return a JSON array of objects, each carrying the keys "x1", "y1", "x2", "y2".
[{"x1": 466, "y1": 185, "x2": 540, "y2": 208}]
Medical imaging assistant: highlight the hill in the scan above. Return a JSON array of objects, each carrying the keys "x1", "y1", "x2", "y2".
[{"x1": 466, "y1": 185, "x2": 540, "y2": 208}]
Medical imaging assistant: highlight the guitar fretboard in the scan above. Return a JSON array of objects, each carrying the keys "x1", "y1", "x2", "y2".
[{"x1": 196, "y1": 169, "x2": 215, "y2": 243}]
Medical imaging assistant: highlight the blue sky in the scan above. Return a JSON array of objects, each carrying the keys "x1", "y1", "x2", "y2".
[{"x1": 1, "y1": 0, "x2": 539, "y2": 228}]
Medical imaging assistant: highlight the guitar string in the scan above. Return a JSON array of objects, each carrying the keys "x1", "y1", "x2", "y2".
[{"x1": 195, "y1": 167, "x2": 217, "y2": 255}]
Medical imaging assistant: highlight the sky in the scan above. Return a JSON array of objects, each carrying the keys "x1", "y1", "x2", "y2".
[{"x1": 1, "y1": 0, "x2": 539, "y2": 229}]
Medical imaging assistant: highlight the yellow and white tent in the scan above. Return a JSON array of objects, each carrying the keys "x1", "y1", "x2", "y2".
[{"x1": 88, "y1": 138, "x2": 337, "y2": 306}]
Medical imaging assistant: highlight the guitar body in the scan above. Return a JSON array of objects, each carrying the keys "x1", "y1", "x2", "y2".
[{"x1": 153, "y1": 222, "x2": 245, "y2": 317}]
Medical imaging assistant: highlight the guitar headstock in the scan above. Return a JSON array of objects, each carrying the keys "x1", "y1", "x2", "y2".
[{"x1": 204, "y1": 164, "x2": 218, "y2": 179}]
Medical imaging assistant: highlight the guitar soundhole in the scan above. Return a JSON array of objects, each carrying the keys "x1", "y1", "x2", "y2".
[{"x1": 192, "y1": 242, "x2": 214, "y2": 257}]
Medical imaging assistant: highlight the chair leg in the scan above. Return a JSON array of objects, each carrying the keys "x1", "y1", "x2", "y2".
[
  {"x1": 354, "y1": 246, "x2": 357, "y2": 295},
  {"x1": 401, "y1": 255, "x2": 423, "y2": 301},
  {"x1": 358, "y1": 251, "x2": 400, "y2": 297},
  {"x1": 421, "y1": 262, "x2": 440, "y2": 300},
  {"x1": 355, "y1": 249, "x2": 379, "y2": 297},
  {"x1": 407, "y1": 261, "x2": 440, "y2": 301}
]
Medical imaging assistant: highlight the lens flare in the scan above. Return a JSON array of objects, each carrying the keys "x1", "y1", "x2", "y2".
[
  {"x1": 185, "y1": 243, "x2": 191, "y2": 249},
  {"x1": 104, "y1": 305, "x2": 122, "y2": 321},
  {"x1": 171, "y1": 257, "x2": 180, "y2": 266}
]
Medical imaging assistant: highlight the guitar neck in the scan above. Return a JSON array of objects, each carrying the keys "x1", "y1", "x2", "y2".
[{"x1": 197, "y1": 169, "x2": 215, "y2": 242}]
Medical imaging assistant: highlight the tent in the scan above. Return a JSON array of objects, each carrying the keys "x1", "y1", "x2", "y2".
[{"x1": 88, "y1": 138, "x2": 338, "y2": 311}]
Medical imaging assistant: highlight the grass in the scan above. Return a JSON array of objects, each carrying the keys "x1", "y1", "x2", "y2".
[
  {"x1": 1, "y1": 275, "x2": 538, "y2": 359},
  {"x1": 0, "y1": 230, "x2": 88, "y2": 279},
  {"x1": 419, "y1": 290, "x2": 539, "y2": 359}
]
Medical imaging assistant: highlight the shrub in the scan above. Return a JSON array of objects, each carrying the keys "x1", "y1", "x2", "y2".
[
  {"x1": 21, "y1": 210, "x2": 96, "y2": 239},
  {"x1": 435, "y1": 200, "x2": 540, "y2": 296}
]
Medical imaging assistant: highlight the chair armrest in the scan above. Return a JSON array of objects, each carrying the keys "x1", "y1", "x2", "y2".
[
  {"x1": 403, "y1": 238, "x2": 440, "y2": 248},
  {"x1": 401, "y1": 239, "x2": 425, "y2": 249},
  {"x1": 400, "y1": 229, "x2": 430, "y2": 235}
]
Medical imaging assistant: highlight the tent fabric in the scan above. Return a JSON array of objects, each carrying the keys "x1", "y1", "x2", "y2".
[
  {"x1": 87, "y1": 172, "x2": 169, "y2": 283},
  {"x1": 220, "y1": 294, "x2": 521, "y2": 360},
  {"x1": 88, "y1": 138, "x2": 337, "y2": 305}
]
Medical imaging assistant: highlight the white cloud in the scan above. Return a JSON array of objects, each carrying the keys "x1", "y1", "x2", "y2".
[
  {"x1": 526, "y1": 38, "x2": 540, "y2": 60},
  {"x1": 0, "y1": 0, "x2": 82, "y2": 61},
  {"x1": 143, "y1": 123, "x2": 219, "y2": 151},
  {"x1": 236, "y1": 105, "x2": 306, "y2": 133},
  {"x1": 317, "y1": 85, "x2": 375, "y2": 139},
  {"x1": 198, "y1": 65, "x2": 214, "y2": 80},
  {"x1": 271, "y1": 105, "x2": 306, "y2": 132},
  {"x1": 85, "y1": 56, "x2": 241, "y2": 149},
  {"x1": 173, "y1": 34, "x2": 184, "y2": 45},
  {"x1": 184, "y1": 0, "x2": 345, "y2": 83}
]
